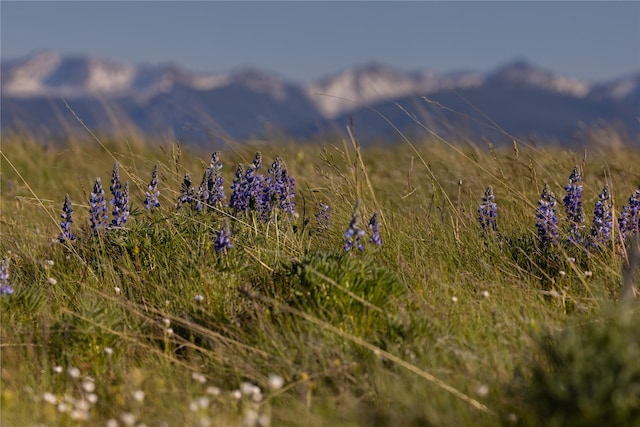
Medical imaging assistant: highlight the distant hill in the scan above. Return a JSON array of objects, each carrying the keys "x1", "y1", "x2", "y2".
[{"x1": 2, "y1": 51, "x2": 638, "y2": 145}]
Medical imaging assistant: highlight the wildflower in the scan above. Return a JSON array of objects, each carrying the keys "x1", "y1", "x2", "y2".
[
  {"x1": 478, "y1": 186, "x2": 497, "y2": 233},
  {"x1": 206, "y1": 152, "x2": 225, "y2": 208},
  {"x1": 232, "y1": 152, "x2": 267, "y2": 214},
  {"x1": 230, "y1": 164, "x2": 247, "y2": 211},
  {"x1": 143, "y1": 164, "x2": 161, "y2": 209},
  {"x1": 563, "y1": 166, "x2": 585, "y2": 244},
  {"x1": 111, "y1": 182, "x2": 130, "y2": 227},
  {"x1": 195, "y1": 169, "x2": 211, "y2": 211},
  {"x1": 476, "y1": 384, "x2": 489, "y2": 397},
  {"x1": 43, "y1": 392, "x2": 57, "y2": 405},
  {"x1": 315, "y1": 203, "x2": 331, "y2": 233},
  {"x1": 345, "y1": 205, "x2": 366, "y2": 251},
  {"x1": 177, "y1": 173, "x2": 195, "y2": 209},
  {"x1": 591, "y1": 184, "x2": 613, "y2": 246},
  {"x1": 67, "y1": 366, "x2": 81, "y2": 379},
  {"x1": 0, "y1": 259, "x2": 14, "y2": 296},
  {"x1": 214, "y1": 221, "x2": 233, "y2": 252},
  {"x1": 244, "y1": 152, "x2": 266, "y2": 212},
  {"x1": 109, "y1": 162, "x2": 130, "y2": 226},
  {"x1": 264, "y1": 156, "x2": 295, "y2": 220},
  {"x1": 82, "y1": 378, "x2": 95, "y2": 393},
  {"x1": 206, "y1": 386, "x2": 221, "y2": 396},
  {"x1": 191, "y1": 372, "x2": 207, "y2": 384},
  {"x1": 132, "y1": 390, "x2": 145, "y2": 403},
  {"x1": 619, "y1": 184, "x2": 640, "y2": 241},
  {"x1": 268, "y1": 374, "x2": 284, "y2": 391},
  {"x1": 536, "y1": 184, "x2": 559, "y2": 245},
  {"x1": 89, "y1": 178, "x2": 108, "y2": 234},
  {"x1": 58, "y1": 194, "x2": 76, "y2": 243},
  {"x1": 368, "y1": 211, "x2": 382, "y2": 245},
  {"x1": 48, "y1": 277, "x2": 57, "y2": 285}
]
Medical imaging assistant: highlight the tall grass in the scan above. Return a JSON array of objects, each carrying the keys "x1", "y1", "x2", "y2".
[{"x1": 1, "y1": 129, "x2": 639, "y2": 426}]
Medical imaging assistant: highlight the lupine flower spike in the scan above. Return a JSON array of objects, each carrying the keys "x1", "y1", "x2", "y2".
[
  {"x1": 214, "y1": 221, "x2": 233, "y2": 252},
  {"x1": 195, "y1": 169, "x2": 211, "y2": 212},
  {"x1": 89, "y1": 178, "x2": 108, "y2": 234},
  {"x1": 591, "y1": 184, "x2": 613, "y2": 246},
  {"x1": 0, "y1": 259, "x2": 14, "y2": 295},
  {"x1": 264, "y1": 157, "x2": 296, "y2": 220},
  {"x1": 144, "y1": 164, "x2": 161, "y2": 209},
  {"x1": 230, "y1": 164, "x2": 247, "y2": 212},
  {"x1": 619, "y1": 184, "x2": 640, "y2": 241},
  {"x1": 58, "y1": 194, "x2": 76, "y2": 243},
  {"x1": 111, "y1": 182, "x2": 130, "y2": 227},
  {"x1": 345, "y1": 204, "x2": 366, "y2": 251},
  {"x1": 478, "y1": 186, "x2": 497, "y2": 233},
  {"x1": 244, "y1": 152, "x2": 265, "y2": 212},
  {"x1": 563, "y1": 166, "x2": 585, "y2": 244},
  {"x1": 368, "y1": 212, "x2": 382, "y2": 246},
  {"x1": 109, "y1": 162, "x2": 130, "y2": 227},
  {"x1": 315, "y1": 203, "x2": 331, "y2": 234},
  {"x1": 177, "y1": 174, "x2": 195, "y2": 209},
  {"x1": 207, "y1": 152, "x2": 225, "y2": 208},
  {"x1": 536, "y1": 183, "x2": 559, "y2": 245}
]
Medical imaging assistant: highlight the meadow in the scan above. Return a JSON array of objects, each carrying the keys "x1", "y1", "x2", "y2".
[{"x1": 1, "y1": 126, "x2": 639, "y2": 427}]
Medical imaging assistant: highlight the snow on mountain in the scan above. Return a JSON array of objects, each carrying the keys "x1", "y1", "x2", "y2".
[
  {"x1": 304, "y1": 62, "x2": 421, "y2": 118},
  {"x1": 587, "y1": 72, "x2": 640, "y2": 101},
  {"x1": 487, "y1": 59, "x2": 591, "y2": 97},
  {"x1": 1, "y1": 52, "x2": 232, "y2": 100},
  {"x1": 2, "y1": 51, "x2": 63, "y2": 96},
  {"x1": 303, "y1": 62, "x2": 486, "y2": 118}
]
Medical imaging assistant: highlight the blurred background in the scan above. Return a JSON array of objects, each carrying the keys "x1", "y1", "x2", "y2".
[{"x1": 2, "y1": 1, "x2": 639, "y2": 146}]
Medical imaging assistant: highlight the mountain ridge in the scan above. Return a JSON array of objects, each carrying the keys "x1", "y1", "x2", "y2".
[{"x1": 2, "y1": 52, "x2": 638, "y2": 145}]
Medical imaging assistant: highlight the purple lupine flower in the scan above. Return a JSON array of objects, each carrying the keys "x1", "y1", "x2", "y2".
[
  {"x1": 263, "y1": 157, "x2": 296, "y2": 220},
  {"x1": 536, "y1": 184, "x2": 559, "y2": 245},
  {"x1": 244, "y1": 152, "x2": 266, "y2": 212},
  {"x1": 0, "y1": 258, "x2": 14, "y2": 295},
  {"x1": 368, "y1": 211, "x2": 382, "y2": 246},
  {"x1": 315, "y1": 203, "x2": 331, "y2": 233},
  {"x1": 111, "y1": 181, "x2": 130, "y2": 227},
  {"x1": 143, "y1": 164, "x2": 161, "y2": 210},
  {"x1": 89, "y1": 178, "x2": 108, "y2": 234},
  {"x1": 478, "y1": 186, "x2": 497, "y2": 233},
  {"x1": 214, "y1": 221, "x2": 233, "y2": 252},
  {"x1": 58, "y1": 194, "x2": 76, "y2": 243},
  {"x1": 619, "y1": 184, "x2": 640, "y2": 241},
  {"x1": 591, "y1": 184, "x2": 613, "y2": 246},
  {"x1": 195, "y1": 169, "x2": 210, "y2": 212},
  {"x1": 563, "y1": 166, "x2": 585, "y2": 244},
  {"x1": 109, "y1": 162, "x2": 123, "y2": 211},
  {"x1": 345, "y1": 205, "x2": 366, "y2": 251},
  {"x1": 109, "y1": 162, "x2": 130, "y2": 227},
  {"x1": 177, "y1": 174, "x2": 195, "y2": 210},
  {"x1": 206, "y1": 152, "x2": 225, "y2": 208},
  {"x1": 230, "y1": 164, "x2": 247, "y2": 212},
  {"x1": 231, "y1": 152, "x2": 266, "y2": 213}
]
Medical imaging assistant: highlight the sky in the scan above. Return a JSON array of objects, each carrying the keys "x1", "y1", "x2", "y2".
[{"x1": 1, "y1": 1, "x2": 639, "y2": 83}]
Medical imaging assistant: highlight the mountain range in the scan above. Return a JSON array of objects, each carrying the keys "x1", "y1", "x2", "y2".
[{"x1": 2, "y1": 51, "x2": 638, "y2": 146}]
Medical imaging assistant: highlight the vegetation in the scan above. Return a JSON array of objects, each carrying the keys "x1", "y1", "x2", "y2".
[{"x1": 1, "y1": 128, "x2": 639, "y2": 426}]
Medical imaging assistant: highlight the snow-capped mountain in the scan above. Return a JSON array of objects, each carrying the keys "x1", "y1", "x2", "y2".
[
  {"x1": 486, "y1": 59, "x2": 592, "y2": 97},
  {"x1": 304, "y1": 62, "x2": 484, "y2": 118},
  {"x1": 1, "y1": 52, "x2": 638, "y2": 144}
]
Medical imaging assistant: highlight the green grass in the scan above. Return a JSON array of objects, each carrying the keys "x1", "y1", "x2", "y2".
[{"x1": 1, "y1": 131, "x2": 640, "y2": 426}]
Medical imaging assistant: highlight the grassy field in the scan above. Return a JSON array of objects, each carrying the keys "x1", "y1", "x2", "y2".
[{"x1": 1, "y1": 129, "x2": 640, "y2": 427}]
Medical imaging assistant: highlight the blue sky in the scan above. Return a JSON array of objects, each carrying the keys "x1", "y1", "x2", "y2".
[{"x1": 1, "y1": 1, "x2": 638, "y2": 82}]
